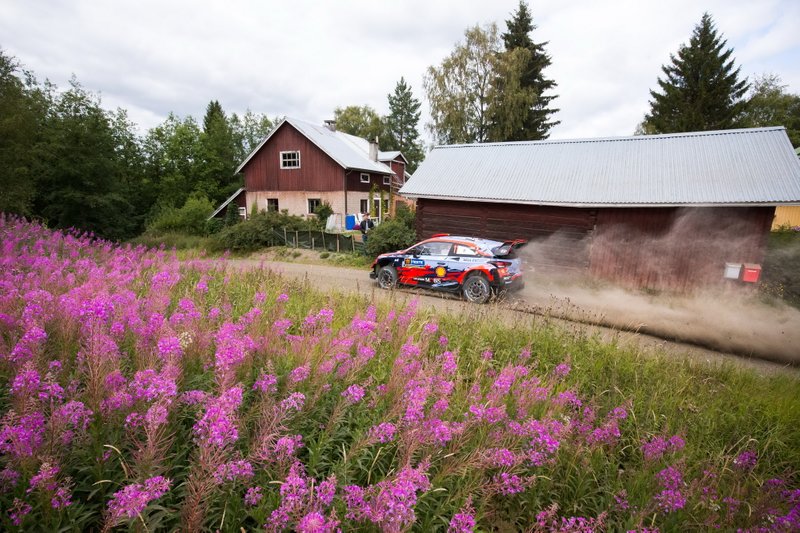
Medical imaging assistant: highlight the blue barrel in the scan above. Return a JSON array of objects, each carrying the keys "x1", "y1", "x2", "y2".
[{"x1": 345, "y1": 214, "x2": 356, "y2": 230}]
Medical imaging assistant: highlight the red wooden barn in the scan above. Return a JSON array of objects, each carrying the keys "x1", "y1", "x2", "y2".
[
  {"x1": 400, "y1": 127, "x2": 800, "y2": 291},
  {"x1": 210, "y1": 118, "x2": 409, "y2": 227}
]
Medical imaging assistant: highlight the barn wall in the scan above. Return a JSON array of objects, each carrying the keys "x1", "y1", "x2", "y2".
[
  {"x1": 415, "y1": 199, "x2": 596, "y2": 271},
  {"x1": 416, "y1": 199, "x2": 774, "y2": 291},
  {"x1": 242, "y1": 123, "x2": 344, "y2": 192},
  {"x1": 589, "y1": 206, "x2": 774, "y2": 291},
  {"x1": 772, "y1": 206, "x2": 800, "y2": 229}
]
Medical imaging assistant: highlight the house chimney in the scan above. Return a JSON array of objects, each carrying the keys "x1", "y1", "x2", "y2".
[
  {"x1": 323, "y1": 119, "x2": 336, "y2": 132},
  {"x1": 369, "y1": 136, "x2": 378, "y2": 162}
]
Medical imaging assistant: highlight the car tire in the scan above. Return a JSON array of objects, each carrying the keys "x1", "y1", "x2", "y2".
[
  {"x1": 376, "y1": 265, "x2": 398, "y2": 290},
  {"x1": 462, "y1": 273, "x2": 491, "y2": 304}
]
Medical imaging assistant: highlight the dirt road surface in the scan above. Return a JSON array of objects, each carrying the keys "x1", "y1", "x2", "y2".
[{"x1": 226, "y1": 258, "x2": 800, "y2": 376}]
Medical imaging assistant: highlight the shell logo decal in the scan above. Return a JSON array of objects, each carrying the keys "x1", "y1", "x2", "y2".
[{"x1": 434, "y1": 266, "x2": 447, "y2": 278}]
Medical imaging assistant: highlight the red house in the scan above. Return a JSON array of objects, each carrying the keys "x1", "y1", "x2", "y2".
[{"x1": 210, "y1": 118, "x2": 408, "y2": 227}]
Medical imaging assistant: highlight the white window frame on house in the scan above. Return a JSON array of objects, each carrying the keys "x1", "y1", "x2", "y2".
[
  {"x1": 266, "y1": 198, "x2": 279, "y2": 212},
  {"x1": 383, "y1": 175, "x2": 391, "y2": 185},
  {"x1": 280, "y1": 151, "x2": 301, "y2": 169},
  {"x1": 360, "y1": 199, "x2": 369, "y2": 214},
  {"x1": 360, "y1": 173, "x2": 370, "y2": 183},
  {"x1": 238, "y1": 207, "x2": 247, "y2": 219},
  {"x1": 307, "y1": 198, "x2": 321, "y2": 215}
]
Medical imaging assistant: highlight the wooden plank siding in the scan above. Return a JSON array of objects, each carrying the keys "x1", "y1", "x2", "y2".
[
  {"x1": 416, "y1": 199, "x2": 774, "y2": 291},
  {"x1": 242, "y1": 123, "x2": 345, "y2": 192},
  {"x1": 590, "y1": 207, "x2": 774, "y2": 291}
]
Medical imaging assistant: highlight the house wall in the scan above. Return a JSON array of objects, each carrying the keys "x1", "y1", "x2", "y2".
[
  {"x1": 772, "y1": 206, "x2": 800, "y2": 229},
  {"x1": 242, "y1": 123, "x2": 345, "y2": 192},
  {"x1": 345, "y1": 170, "x2": 392, "y2": 193},
  {"x1": 415, "y1": 198, "x2": 774, "y2": 291},
  {"x1": 247, "y1": 191, "x2": 346, "y2": 219}
]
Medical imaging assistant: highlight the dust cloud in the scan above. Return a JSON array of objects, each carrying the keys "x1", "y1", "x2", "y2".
[{"x1": 512, "y1": 212, "x2": 800, "y2": 366}]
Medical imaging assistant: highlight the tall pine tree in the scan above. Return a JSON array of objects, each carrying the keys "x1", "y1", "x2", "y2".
[
  {"x1": 495, "y1": 1, "x2": 559, "y2": 140},
  {"x1": 645, "y1": 13, "x2": 748, "y2": 133},
  {"x1": 385, "y1": 77, "x2": 424, "y2": 172}
]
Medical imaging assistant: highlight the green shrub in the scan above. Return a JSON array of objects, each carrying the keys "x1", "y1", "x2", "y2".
[
  {"x1": 313, "y1": 201, "x2": 334, "y2": 229},
  {"x1": 147, "y1": 195, "x2": 215, "y2": 235},
  {"x1": 211, "y1": 209, "x2": 309, "y2": 252},
  {"x1": 205, "y1": 217, "x2": 224, "y2": 235},
  {"x1": 320, "y1": 252, "x2": 330, "y2": 259},
  {"x1": 365, "y1": 218, "x2": 417, "y2": 256}
]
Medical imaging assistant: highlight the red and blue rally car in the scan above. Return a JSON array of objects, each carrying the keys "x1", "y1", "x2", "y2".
[{"x1": 369, "y1": 234, "x2": 526, "y2": 303}]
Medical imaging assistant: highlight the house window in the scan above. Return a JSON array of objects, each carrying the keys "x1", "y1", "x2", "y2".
[
  {"x1": 238, "y1": 207, "x2": 247, "y2": 219},
  {"x1": 280, "y1": 151, "x2": 300, "y2": 169},
  {"x1": 266, "y1": 198, "x2": 279, "y2": 212},
  {"x1": 360, "y1": 173, "x2": 370, "y2": 183},
  {"x1": 360, "y1": 199, "x2": 369, "y2": 214},
  {"x1": 383, "y1": 175, "x2": 391, "y2": 185},
  {"x1": 307, "y1": 198, "x2": 321, "y2": 214}
]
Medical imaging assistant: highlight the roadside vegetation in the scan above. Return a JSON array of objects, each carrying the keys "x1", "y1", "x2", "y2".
[
  {"x1": 1, "y1": 215, "x2": 798, "y2": 531},
  {"x1": 761, "y1": 225, "x2": 800, "y2": 308}
]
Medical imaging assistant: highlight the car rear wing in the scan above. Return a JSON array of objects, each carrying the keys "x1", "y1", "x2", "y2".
[{"x1": 491, "y1": 239, "x2": 527, "y2": 258}]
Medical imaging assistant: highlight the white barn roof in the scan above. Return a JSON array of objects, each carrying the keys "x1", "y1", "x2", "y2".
[
  {"x1": 401, "y1": 127, "x2": 800, "y2": 207},
  {"x1": 236, "y1": 117, "x2": 394, "y2": 175}
]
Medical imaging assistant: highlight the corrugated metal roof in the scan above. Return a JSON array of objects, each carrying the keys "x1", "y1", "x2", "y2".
[
  {"x1": 400, "y1": 127, "x2": 800, "y2": 206},
  {"x1": 236, "y1": 118, "x2": 394, "y2": 175}
]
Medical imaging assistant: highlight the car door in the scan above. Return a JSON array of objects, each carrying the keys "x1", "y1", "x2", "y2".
[
  {"x1": 417, "y1": 240, "x2": 453, "y2": 288},
  {"x1": 447, "y1": 242, "x2": 482, "y2": 280}
]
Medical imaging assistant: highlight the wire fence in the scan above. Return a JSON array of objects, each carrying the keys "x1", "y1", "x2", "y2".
[{"x1": 270, "y1": 228, "x2": 366, "y2": 254}]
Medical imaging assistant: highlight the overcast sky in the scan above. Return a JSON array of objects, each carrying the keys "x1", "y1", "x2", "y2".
[{"x1": 1, "y1": 0, "x2": 798, "y2": 144}]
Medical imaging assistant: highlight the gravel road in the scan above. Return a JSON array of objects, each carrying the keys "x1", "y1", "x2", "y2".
[{"x1": 226, "y1": 258, "x2": 800, "y2": 376}]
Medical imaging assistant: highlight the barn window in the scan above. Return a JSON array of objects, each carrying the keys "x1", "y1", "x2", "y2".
[
  {"x1": 360, "y1": 199, "x2": 369, "y2": 213},
  {"x1": 238, "y1": 207, "x2": 247, "y2": 219},
  {"x1": 307, "y1": 198, "x2": 321, "y2": 214},
  {"x1": 280, "y1": 151, "x2": 300, "y2": 169},
  {"x1": 266, "y1": 198, "x2": 279, "y2": 212},
  {"x1": 383, "y1": 175, "x2": 391, "y2": 185},
  {"x1": 360, "y1": 173, "x2": 370, "y2": 183}
]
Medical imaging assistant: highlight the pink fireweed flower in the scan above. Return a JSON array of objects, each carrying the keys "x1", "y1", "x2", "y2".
[
  {"x1": 273, "y1": 318, "x2": 293, "y2": 336},
  {"x1": 555, "y1": 390, "x2": 582, "y2": 409},
  {"x1": 481, "y1": 350, "x2": 493, "y2": 361},
  {"x1": 11, "y1": 364, "x2": 41, "y2": 397},
  {"x1": 51, "y1": 485, "x2": 73, "y2": 509},
  {"x1": 289, "y1": 364, "x2": 311, "y2": 383},
  {"x1": 193, "y1": 386, "x2": 243, "y2": 447},
  {"x1": 440, "y1": 351, "x2": 458, "y2": 375},
  {"x1": 368, "y1": 422, "x2": 397, "y2": 443},
  {"x1": 28, "y1": 462, "x2": 60, "y2": 493},
  {"x1": 734, "y1": 450, "x2": 758, "y2": 471},
  {"x1": 422, "y1": 322, "x2": 438, "y2": 335},
  {"x1": 0, "y1": 411, "x2": 46, "y2": 458},
  {"x1": 273, "y1": 434, "x2": 304, "y2": 461},
  {"x1": 106, "y1": 476, "x2": 171, "y2": 524},
  {"x1": 552, "y1": 362, "x2": 571, "y2": 378},
  {"x1": 448, "y1": 500, "x2": 476, "y2": 533},
  {"x1": 297, "y1": 511, "x2": 339, "y2": 533},
  {"x1": 245, "y1": 486, "x2": 263, "y2": 506},
  {"x1": 214, "y1": 322, "x2": 255, "y2": 378},
  {"x1": 342, "y1": 384, "x2": 365, "y2": 404},
  {"x1": 483, "y1": 448, "x2": 519, "y2": 468},
  {"x1": 277, "y1": 293, "x2": 289, "y2": 302},
  {"x1": 280, "y1": 392, "x2": 306, "y2": 412},
  {"x1": 253, "y1": 373, "x2": 278, "y2": 394},
  {"x1": 0, "y1": 466, "x2": 20, "y2": 488},
  {"x1": 641, "y1": 434, "x2": 685, "y2": 462},
  {"x1": 213, "y1": 460, "x2": 255, "y2": 485},
  {"x1": 492, "y1": 472, "x2": 529, "y2": 495},
  {"x1": 195, "y1": 277, "x2": 209, "y2": 293},
  {"x1": 438, "y1": 335, "x2": 449, "y2": 346},
  {"x1": 8, "y1": 498, "x2": 32, "y2": 526},
  {"x1": 156, "y1": 336, "x2": 183, "y2": 360},
  {"x1": 9, "y1": 326, "x2": 47, "y2": 364},
  {"x1": 316, "y1": 475, "x2": 337, "y2": 506},
  {"x1": 130, "y1": 369, "x2": 177, "y2": 402}
]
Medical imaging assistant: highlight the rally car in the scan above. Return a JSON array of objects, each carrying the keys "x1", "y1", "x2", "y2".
[{"x1": 369, "y1": 234, "x2": 526, "y2": 304}]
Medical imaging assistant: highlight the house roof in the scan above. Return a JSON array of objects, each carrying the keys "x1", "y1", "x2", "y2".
[
  {"x1": 400, "y1": 127, "x2": 800, "y2": 207},
  {"x1": 208, "y1": 187, "x2": 245, "y2": 219},
  {"x1": 236, "y1": 117, "x2": 395, "y2": 175}
]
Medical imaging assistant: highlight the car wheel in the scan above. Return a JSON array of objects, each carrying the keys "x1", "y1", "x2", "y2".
[
  {"x1": 462, "y1": 274, "x2": 491, "y2": 304},
  {"x1": 376, "y1": 265, "x2": 398, "y2": 289}
]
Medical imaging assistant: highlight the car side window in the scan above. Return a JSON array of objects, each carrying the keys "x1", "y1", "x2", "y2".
[
  {"x1": 421, "y1": 241, "x2": 452, "y2": 256},
  {"x1": 453, "y1": 244, "x2": 478, "y2": 256}
]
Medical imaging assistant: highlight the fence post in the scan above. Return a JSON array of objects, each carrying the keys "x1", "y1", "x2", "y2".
[
  {"x1": 336, "y1": 235, "x2": 340, "y2": 253},
  {"x1": 284, "y1": 227, "x2": 287, "y2": 246},
  {"x1": 352, "y1": 236, "x2": 355, "y2": 253},
  {"x1": 322, "y1": 231, "x2": 326, "y2": 250},
  {"x1": 295, "y1": 231, "x2": 299, "y2": 248},
  {"x1": 312, "y1": 238, "x2": 315, "y2": 250}
]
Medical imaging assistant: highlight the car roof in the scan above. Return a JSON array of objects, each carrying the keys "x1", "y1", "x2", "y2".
[{"x1": 426, "y1": 235, "x2": 504, "y2": 251}]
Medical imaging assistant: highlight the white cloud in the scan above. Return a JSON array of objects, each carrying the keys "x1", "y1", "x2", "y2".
[{"x1": 1, "y1": 0, "x2": 797, "y2": 141}]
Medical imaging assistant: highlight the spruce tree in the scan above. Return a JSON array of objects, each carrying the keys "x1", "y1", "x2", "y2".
[
  {"x1": 496, "y1": 0, "x2": 559, "y2": 140},
  {"x1": 385, "y1": 77, "x2": 425, "y2": 172},
  {"x1": 645, "y1": 13, "x2": 749, "y2": 133}
]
